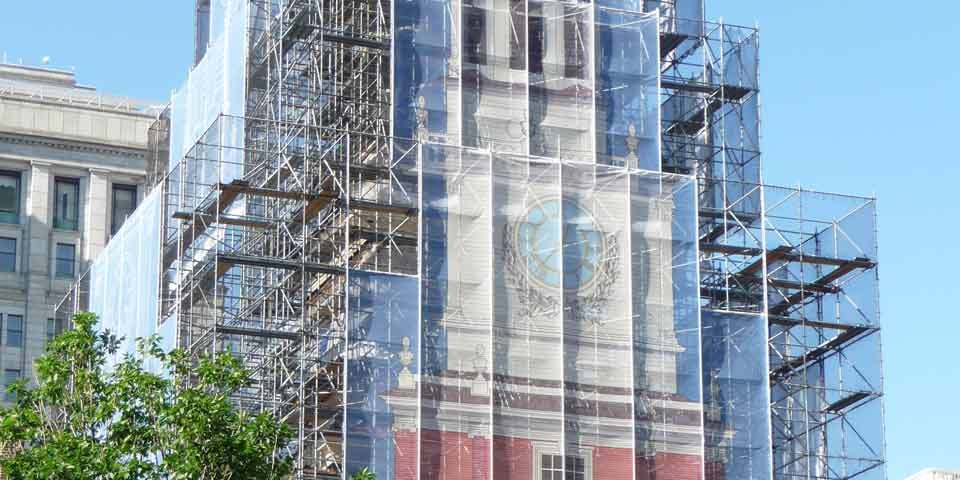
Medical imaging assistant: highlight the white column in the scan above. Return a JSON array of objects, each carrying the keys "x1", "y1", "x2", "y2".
[
  {"x1": 84, "y1": 168, "x2": 110, "y2": 265},
  {"x1": 22, "y1": 162, "x2": 51, "y2": 382}
]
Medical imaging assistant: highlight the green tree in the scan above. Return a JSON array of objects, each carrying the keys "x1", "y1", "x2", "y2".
[
  {"x1": 0, "y1": 312, "x2": 292, "y2": 479},
  {"x1": 350, "y1": 467, "x2": 376, "y2": 480}
]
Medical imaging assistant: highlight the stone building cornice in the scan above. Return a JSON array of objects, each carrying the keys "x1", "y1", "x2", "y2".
[
  {"x1": 0, "y1": 131, "x2": 148, "y2": 160},
  {"x1": 0, "y1": 93, "x2": 158, "y2": 119}
]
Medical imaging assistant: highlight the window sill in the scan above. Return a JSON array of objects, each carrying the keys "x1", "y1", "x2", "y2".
[
  {"x1": 0, "y1": 271, "x2": 23, "y2": 289},
  {"x1": 50, "y1": 276, "x2": 75, "y2": 292},
  {"x1": 0, "y1": 223, "x2": 23, "y2": 233}
]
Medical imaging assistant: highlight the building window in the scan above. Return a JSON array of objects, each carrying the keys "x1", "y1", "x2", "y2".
[
  {"x1": 3, "y1": 369, "x2": 20, "y2": 401},
  {"x1": 194, "y1": 0, "x2": 212, "y2": 64},
  {"x1": 53, "y1": 177, "x2": 80, "y2": 230},
  {"x1": 0, "y1": 170, "x2": 20, "y2": 224},
  {"x1": 563, "y1": 16, "x2": 586, "y2": 79},
  {"x1": 0, "y1": 237, "x2": 14, "y2": 273},
  {"x1": 529, "y1": 15, "x2": 544, "y2": 75},
  {"x1": 509, "y1": 0, "x2": 526, "y2": 70},
  {"x1": 463, "y1": 6, "x2": 486, "y2": 66},
  {"x1": 541, "y1": 454, "x2": 586, "y2": 480},
  {"x1": 46, "y1": 317, "x2": 64, "y2": 343},
  {"x1": 111, "y1": 184, "x2": 137, "y2": 234},
  {"x1": 55, "y1": 243, "x2": 76, "y2": 279},
  {"x1": 6, "y1": 314, "x2": 23, "y2": 347}
]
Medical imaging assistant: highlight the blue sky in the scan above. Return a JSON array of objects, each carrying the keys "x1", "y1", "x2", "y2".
[
  {"x1": 708, "y1": 3, "x2": 960, "y2": 477},
  {"x1": 1, "y1": 1, "x2": 955, "y2": 478}
]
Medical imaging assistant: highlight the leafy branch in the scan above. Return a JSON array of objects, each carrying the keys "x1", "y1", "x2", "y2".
[{"x1": 0, "y1": 312, "x2": 292, "y2": 480}]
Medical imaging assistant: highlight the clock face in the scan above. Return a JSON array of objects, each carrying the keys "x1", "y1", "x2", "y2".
[{"x1": 515, "y1": 198, "x2": 604, "y2": 291}]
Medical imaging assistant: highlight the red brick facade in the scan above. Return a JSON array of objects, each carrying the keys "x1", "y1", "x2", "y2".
[
  {"x1": 393, "y1": 430, "x2": 418, "y2": 480},
  {"x1": 391, "y1": 430, "x2": 710, "y2": 480},
  {"x1": 637, "y1": 452, "x2": 703, "y2": 480},
  {"x1": 492, "y1": 435, "x2": 534, "y2": 479},
  {"x1": 421, "y1": 430, "x2": 492, "y2": 479}
]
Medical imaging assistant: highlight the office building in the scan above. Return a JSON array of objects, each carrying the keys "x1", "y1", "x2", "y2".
[{"x1": 0, "y1": 63, "x2": 155, "y2": 398}]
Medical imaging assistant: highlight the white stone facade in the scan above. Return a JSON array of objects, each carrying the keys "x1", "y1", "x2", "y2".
[
  {"x1": 907, "y1": 469, "x2": 960, "y2": 480},
  {"x1": 0, "y1": 64, "x2": 156, "y2": 397}
]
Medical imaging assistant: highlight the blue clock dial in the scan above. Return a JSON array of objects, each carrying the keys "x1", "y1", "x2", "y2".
[{"x1": 515, "y1": 198, "x2": 604, "y2": 291}]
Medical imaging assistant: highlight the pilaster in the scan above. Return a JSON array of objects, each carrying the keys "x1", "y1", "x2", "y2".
[
  {"x1": 84, "y1": 168, "x2": 110, "y2": 264},
  {"x1": 22, "y1": 161, "x2": 51, "y2": 380}
]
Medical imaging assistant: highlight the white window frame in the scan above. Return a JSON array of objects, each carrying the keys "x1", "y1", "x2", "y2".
[{"x1": 532, "y1": 443, "x2": 593, "y2": 480}]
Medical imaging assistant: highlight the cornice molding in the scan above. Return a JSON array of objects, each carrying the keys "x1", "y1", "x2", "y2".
[
  {"x1": 0, "y1": 92, "x2": 158, "y2": 119},
  {"x1": 0, "y1": 131, "x2": 148, "y2": 159}
]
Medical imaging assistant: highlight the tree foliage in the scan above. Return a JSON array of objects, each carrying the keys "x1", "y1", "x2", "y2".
[
  {"x1": 0, "y1": 312, "x2": 292, "y2": 479},
  {"x1": 350, "y1": 468, "x2": 376, "y2": 480}
]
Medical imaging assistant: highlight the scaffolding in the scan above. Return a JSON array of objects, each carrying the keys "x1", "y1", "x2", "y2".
[
  {"x1": 52, "y1": 0, "x2": 886, "y2": 479},
  {"x1": 157, "y1": 0, "x2": 402, "y2": 476},
  {"x1": 652, "y1": 2, "x2": 884, "y2": 478},
  {"x1": 762, "y1": 187, "x2": 883, "y2": 480}
]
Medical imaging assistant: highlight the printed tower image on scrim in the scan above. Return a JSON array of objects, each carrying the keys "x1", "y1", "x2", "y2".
[{"x1": 56, "y1": 0, "x2": 886, "y2": 479}]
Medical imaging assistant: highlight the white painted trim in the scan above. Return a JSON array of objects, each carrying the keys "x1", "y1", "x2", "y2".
[{"x1": 533, "y1": 443, "x2": 594, "y2": 480}]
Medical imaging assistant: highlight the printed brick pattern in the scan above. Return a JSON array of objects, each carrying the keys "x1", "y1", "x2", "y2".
[
  {"x1": 390, "y1": 429, "x2": 710, "y2": 480},
  {"x1": 493, "y1": 435, "x2": 533, "y2": 479},
  {"x1": 394, "y1": 430, "x2": 418, "y2": 480},
  {"x1": 421, "y1": 430, "x2": 492, "y2": 479}
]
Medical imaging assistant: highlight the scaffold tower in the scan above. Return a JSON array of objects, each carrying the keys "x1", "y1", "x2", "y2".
[{"x1": 56, "y1": 0, "x2": 886, "y2": 479}]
